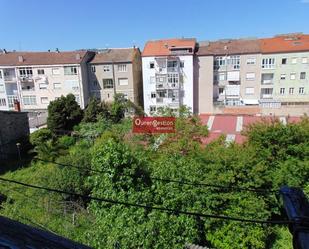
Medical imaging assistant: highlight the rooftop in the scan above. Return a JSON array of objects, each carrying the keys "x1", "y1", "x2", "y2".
[
  {"x1": 89, "y1": 48, "x2": 138, "y2": 64},
  {"x1": 260, "y1": 34, "x2": 309, "y2": 54},
  {"x1": 142, "y1": 38, "x2": 196, "y2": 57},
  {"x1": 197, "y1": 39, "x2": 260, "y2": 56},
  {"x1": 0, "y1": 51, "x2": 89, "y2": 66}
]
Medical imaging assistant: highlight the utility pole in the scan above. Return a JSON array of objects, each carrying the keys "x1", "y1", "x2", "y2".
[{"x1": 280, "y1": 186, "x2": 309, "y2": 249}]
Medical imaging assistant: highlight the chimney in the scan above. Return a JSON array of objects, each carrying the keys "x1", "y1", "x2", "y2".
[
  {"x1": 75, "y1": 53, "x2": 81, "y2": 60},
  {"x1": 18, "y1": 55, "x2": 24, "y2": 62}
]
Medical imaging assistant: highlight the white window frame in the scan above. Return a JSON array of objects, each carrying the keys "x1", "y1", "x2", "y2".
[
  {"x1": 246, "y1": 58, "x2": 256, "y2": 65},
  {"x1": 23, "y1": 95, "x2": 37, "y2": 105},
  {"x1": 290, "y1": 73, "x2": 296, "y2": 80},
  {"x1": 52, "y1": 68, "x2": 60, "y2": 75},
  {"x1": 0, "y1": 84, "x2": 5, "y2": 93},
  {"x1": 39, "y1": 83, "x2": 48, "y2": 89},
  {"x1": 291, "y1": 58, "x2": 297, "y2": 64},
  {"x1": 280, "y1": 88, "x2": 285, "y2": 95},
  {"x1": 289, "y1": 87, "x2": 294, "y2": 95},
  {"x1": 151, "y1": 92, "x2": 156, "y2": 98},
  {"x1": 37, "y1": 69, "x2": 45, "y2": 75},
  {"x1": 103, "y1": 65, "x2": 110, "y2": 72},
  {"x1": 300, "y1": 72, "x2": 306, "y2": 80},
  {"x1": 301, "y1": 57, "x2": 308, "y2": 64},
  {"x1": 245, "y1": 87, "x2": 254, "y2": 95},
  {"x1": 262, "y1": 58, "x2": 275, "y2": 69},
  {"x1": 41, "y1": 97, "x2": 49, "y2": 104},
  {"x1": 53, "y1": 83, "x2": 61, "y2": 89},
  {"x1": 118, "y1": 64, "x2": 127, "y2": 72},
  {"x1": 118, "y1": 78, "x2": 129, "y2": 86},
  {"x1": 280, "y1": 74, "x2": 286, "y2": 80},
  {"x1": 246, "y1": 72, "x2": 255, "y2": 81},
  {"x1": 64, "y1": 66, "x2": 78, "y2": 75}
]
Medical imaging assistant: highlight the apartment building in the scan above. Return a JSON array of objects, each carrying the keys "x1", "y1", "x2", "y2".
[
  {"x1": 196, "y1": 39, "x2": 262, "y2": 113},
  {"x1": 260, "y1": 34, "x2": 309, "y2": 106},
  {"x1": 142, "y1": 39, "x2": 196, "y2": 115},
  {"x1": 0, "y1": 50, "x2": 94, "y2": 111},
  {"x1": 87, "y1": 48, "x2": 143, "y2": 106}
]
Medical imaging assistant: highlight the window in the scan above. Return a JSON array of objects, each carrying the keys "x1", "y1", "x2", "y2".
[
  {"x1": 118, "y1": 64, "x2": 127, "y2": 72},
  {"x1": 246, "y1": 72, "x2": 255, "y2": 80},
  {"x1": 150, "y1": 106, "x2": 156, "y2": 112},
  {"x1": 299, "y1": 87, "x2": 305, "y2": 94},
  {"x1": 262, "y1": 58, "x2": 275, "y2": 69},
  {"x1": 180, "y1": 61, "x2": 185, "y2": 68},
  {"x1": 219, "y1": 87, "x2": 224, "y2": 94},
  {"x1": 39, "y1": 83, "x2": 48, "y2": 89},
  {"x1": 52, "y1": 68, "x2": 60, "y2": 75},
  {"x1": 149, "y1": 62, "x2": 155, "y2": 69},
  {"x1": 228, "y1": 55, "x2": 240, "y2": 69},
  {"x1": 291, "y1": 58, "x2": 297, "y2": 64},
  {"x1": 245, "y1": 87, "x2": 254, "y2": 95},
  {"x1": 280, "y1": 74, "x2": 286, "y2": 80},
  {"x1": 19, "y1": 67, "x2": 33, "y2": 77},
  {"x1": 103, "y1": 79, "x2": 113, "y2": 89},
  {"x1": 93, "y1": 80, "x2": 98, "y2": 87},
  {"x1": 0, "y1": 98, "x2": 6, "y2": 106},
  {"x1": 167, "y1": 61, "x2": 178, "y2": 68},
  {"x1": 214, "y1": 56, "x2": 226, "y2": 67},
  {"x1": 118, "y1": 78, "x2": 129, "y2": 86},
  {"x1": 151, "y1": 92, "x2": 156, "y2": 98},
  {"x1": 219, "y1": 72, "x2": 226, "y2": 81},
  {"x1": 65, "y1": 80, "x2": 79, "y2": 91},
  {"x1": 150, "y1": 76, "x2": 155, "y2": 84},
  {"x1": 289, "y1": 87, "x2": 294, "y2": 95},
  {"x1": 280, "y1": 88, "x2": 285, "y2": 95},
  {"x1": 53, "y1": 83, "x2": 61, "y2": 89},
  {"x1": 300, "y1": 72, "x2": 306, "y2": 80},
  {"x1": 167, "y1": 73, "x2": 179, "y2": 84},
  {"x1": 281, "y1": 58, "x2": 287, "y2": 65},
  {"x1": 123, "y1": 93, "x2": 128, "y2": 99},
  {"x1": 91, "y1": 65, "x2": 96, "y2": 73},
  {"x1": 23, "y1": 95, "x2": 36, "y2": 105},
  {"x1": 41, "y1": 97, "x2": 49, "y2": 104},
  {"x1": 0, "y1": 84, "x2": 5, "y2": 93},
  {"x1": 37, "y1": 69, "x2": 45, "y2": 75},
  {"x1": 302, "y1": 57, "x2": 308, "y2": 64},
  {"x1": 64, "y1": 66, "x2": 77, "y2": 75},
  {"x1": 0, "y1": 71, "x2": 2, "y2": 79},
  {"x1": 290, "y1": 73, "x2": 296, "y2": 80},
  {"x1": 103, "y1": 65, "x2": 110, "y2": 72},
  {"x1": 246, "y1": 58, "x2": 256, "y2": 65}
]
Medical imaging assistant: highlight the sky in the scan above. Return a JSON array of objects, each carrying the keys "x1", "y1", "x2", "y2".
[{"x1": 0, "y1": 0, "x2": 309, "y2": 51}]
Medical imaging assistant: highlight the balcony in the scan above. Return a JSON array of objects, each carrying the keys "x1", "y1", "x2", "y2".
[
  {"x1": 19, "y1": 76, "x2": 34, "y2": 83},
  {"x1": 261, "y1": 73, "x2": 274, "y2": 85},
  {"x1": 260, "y1": 88, "x2": 273, "y2": 99},
  {"x1": 4, "y1": 76, "x2": 17, "y2": 82},
  {"x1": 21, "y1": 82, "x2": 35, "y2": 91}
]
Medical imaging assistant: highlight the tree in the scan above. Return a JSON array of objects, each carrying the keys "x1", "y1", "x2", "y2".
[
  {"x1": 47, "y1": 94, "x2": 83, "y2": 133},
  {"x1": 83, "y1": 98, "x2": 110, "y2": 123}
]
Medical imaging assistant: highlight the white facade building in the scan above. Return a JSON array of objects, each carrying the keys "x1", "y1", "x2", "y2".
[{"x1": 142, "y1": 39, "x2": 196, "y2": 115}]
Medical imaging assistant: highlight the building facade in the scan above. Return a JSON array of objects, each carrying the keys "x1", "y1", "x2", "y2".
[
  {"x1": 196, "y1": 34, "x2": 309, "y2": 114},
  {"x1": 0, "y1": 51, "x2": 94, "y2": 111},
  {"x1": 87, "y1": 48, "x2": 143, "y2": 106},
  {"x1": 142, "y1": 39, "x2": 196, "y2": 115}
]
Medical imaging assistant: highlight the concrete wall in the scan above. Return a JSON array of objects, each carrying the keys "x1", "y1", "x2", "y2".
[
  {"x1": 196, "y1": 56, "x2": 213, "y2": 113},
  {"x1": 0, "y1": 111, "x2": 29, "y2": 158},
  {"x1": 88, "y1": 61, "x2": 138, "y2": 104},
  {"x1": 261, "y1": 52, "x2": 309, "y2": 103}
]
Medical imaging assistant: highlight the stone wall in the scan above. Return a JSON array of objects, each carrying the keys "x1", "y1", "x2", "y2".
[{"x1": 0, "y1": 111, "x2": 29, "y2": 159}]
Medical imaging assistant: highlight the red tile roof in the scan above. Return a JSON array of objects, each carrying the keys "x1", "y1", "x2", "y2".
[
  {"x1": 197, "y1": 39, "x2": 260, "y2": 56},
  {"x1": 0, "y1": 51, "x2": 89, "y2": 66},
  {"x1": 260, "y1": 34, "x2": 309, "y2": 54},
  {"x1": 142, "y1": 38, "x2": 196, "y2": 57},
  {"x1": 199, "y1": 114, "x2": 302, "y2": 145}
]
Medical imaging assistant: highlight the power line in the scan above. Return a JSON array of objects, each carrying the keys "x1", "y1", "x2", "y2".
[
  {"x1": 35, "y1": 158, "x2": 277, "y2": 194},
  {"x1": 0, "y1": 177, "x2": 291, "y2": 226}
]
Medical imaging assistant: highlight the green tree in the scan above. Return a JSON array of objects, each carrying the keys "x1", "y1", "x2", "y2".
[
  {"x1": 83, "y1": 98, "x2": 110, "y2": 123},
  {"x1": 47, "y1": 94, "x2": 83, "y2": 133}
]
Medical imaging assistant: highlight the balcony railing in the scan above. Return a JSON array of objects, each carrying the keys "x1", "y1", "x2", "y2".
[
  {"x1": 4, "y1": 76, "x2": 17, "y2": 82},
  {"x1": 261, "y1": 79, "x2": 273, "y2": 85},
  {"x1": 19, "y1": 76, "x2": 34, "y2": 83},
  {"x1": 261, "y1": 94, "x2": 273, "y2": 99}
]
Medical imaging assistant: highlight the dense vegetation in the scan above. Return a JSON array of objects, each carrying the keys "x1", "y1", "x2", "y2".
[{"x1": 0, "y1": 94, "x2": 308, "y2": 249}]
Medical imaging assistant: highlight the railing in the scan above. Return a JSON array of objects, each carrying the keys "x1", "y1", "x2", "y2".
[
  {"x1": 4, "y1": 76, "x2": 17, "y2": 82},
  {"x1": 261, "y1": 94, "x2": 273, "y2": 99},
  {"x1": 7, "y1": 95, "x2": 19, "y2": 109},
  {"x1": 19, "y1": 76, "x2": 34, "y2": 83},
  {"x1": 261, "y1": 79, "x2": 273, "y2": 85}
]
